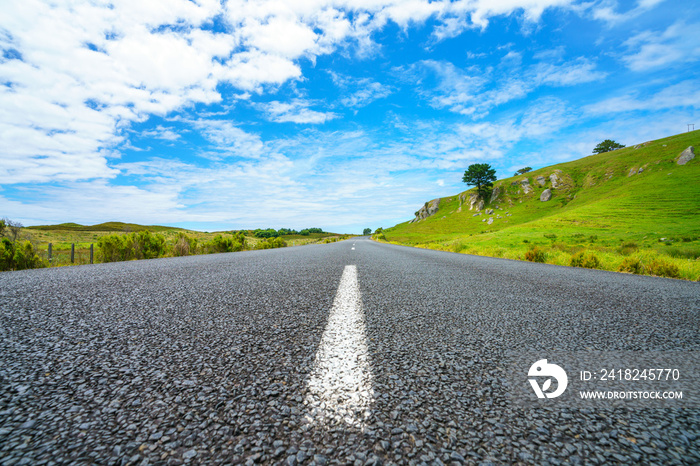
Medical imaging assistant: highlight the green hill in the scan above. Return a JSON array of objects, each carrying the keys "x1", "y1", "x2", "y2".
[
  {"x1": 27, "y1": 222, "x2": 187, "y2": 233},
  {"x1": 381, "y1": 130, "x2": 700, "y2": 280}
]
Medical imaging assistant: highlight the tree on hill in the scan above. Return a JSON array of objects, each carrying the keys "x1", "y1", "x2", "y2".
[
  {"x1": 514, "y1": 167, "x2": 532, "y2": 176},
  {"x1": 462, "y1": 163, "x2": 497, "y2": 200},
  {"x1": 363, "y1": 228, "x2": 372, "y2": 235},
  {"x1": 593, "y1": 139, "x2": 625, "y2": 154}
]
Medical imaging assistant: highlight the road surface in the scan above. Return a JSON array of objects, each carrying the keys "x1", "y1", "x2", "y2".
[{"x1": 1, "y1": 237, "x2": 698, "y2": 464}]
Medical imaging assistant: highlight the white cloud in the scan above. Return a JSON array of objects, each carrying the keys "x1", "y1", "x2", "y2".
[
  {"x1": 591, "y1": 0, "x2": 667, "y2": 24},
  {"x1": 189, "y1": 119, "x2": 266, "y2": 159},
  {"x1": 535, "y1": 58, "x2": 608, "y2": 86},
  {"x1": 330, "y1": 72, "x2": 393, "y2": 108},
  {"x1": 259, "y1": 99, "x2": 338, "y2": 124},
  {"x1": 406, "y1": 56, "x2": 605, "y2": 117},
  {"x1": 622, "y1": 21, "x2": 700, "y2": 71},
  {"x1": 140, "y1": 126, "x2": 181, "y2": 141},
  {"x1": 585, "y1": 80, "x2": 700, "y2": 114}
]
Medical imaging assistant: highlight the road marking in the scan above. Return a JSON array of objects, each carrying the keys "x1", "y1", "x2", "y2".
[{"x1": 304, "y1": 265, "x2": 374, "y2": 428}]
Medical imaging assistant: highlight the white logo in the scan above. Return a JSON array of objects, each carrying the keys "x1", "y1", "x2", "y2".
[{"x1": 528, "y1": 359, "x2": 568, "y2": 399}]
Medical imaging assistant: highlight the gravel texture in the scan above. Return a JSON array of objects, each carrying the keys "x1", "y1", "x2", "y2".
[{"x1": 0, "y1": 238, "x2": 698, "y2": 465}]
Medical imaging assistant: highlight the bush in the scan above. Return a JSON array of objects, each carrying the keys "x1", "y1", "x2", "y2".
[
  {"x1": 299, "y1": 227, "x2": 324, "y2": 236},
  {"x1": 618, "y1": 241, "x2": 639, "y2": 255},
  {"x1": 173, "y1": 233, "x2": 197, "y2": 256},
  {"x1": 647, "y1": 259, "x2": 680, "y2": 279},
  {"x1": 525, "y1": 247, "x2": 547, "y2": 263},
  {"x1": 97, "y1": 234, "x2": 130, "y2": 262},
  {"x1": 0, "y1": 238, "x2": 44, "y2": 271},
  {"x1": 254, "y1": 228, "x2": 278, "y2": 238},
  {"x1": 277, "y1": 228, "x2": 297, "y2": 236},
  {"x1": 618, "y1": 257, "x2": 643, "y2": 274},
  {"x1": 255, "y1": 237, "x2": 287, "y2": 249},
  {"x1": 205, "y1": 234, "x2": 244, "y2": 253},
  {"x1": 570, "y1": 251, "x2": 601, "y2": 269},
  {"x1": 131, "y1": 230, "x2": 166, "y2": 259},
  {"x1": 98, "y1": 231, "x2": 167, "y2": 262}
]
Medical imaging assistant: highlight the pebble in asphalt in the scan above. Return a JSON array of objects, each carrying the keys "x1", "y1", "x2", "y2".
[{"x1": 0, "y1": 238, "x2": 698, "y2": 464}]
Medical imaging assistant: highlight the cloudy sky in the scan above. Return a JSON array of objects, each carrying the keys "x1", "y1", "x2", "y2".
[{"x1": 1, "y1": 0, "x2": 698, "y2": 233}]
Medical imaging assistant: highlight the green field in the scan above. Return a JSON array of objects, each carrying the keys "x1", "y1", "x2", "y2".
[
  {"x1": 20, "y1": 224, "x2": 348, "y2": 267},
  {"x1": 380, "y1": 131, "x2": 700, "y2": 281}
]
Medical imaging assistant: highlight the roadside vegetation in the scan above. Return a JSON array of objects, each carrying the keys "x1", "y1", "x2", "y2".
[
  {"x1": 376, "y1": 131, "x2": 700, "y2": 281},
  {"x1": 0, "y1": 222, "x2": 350, "y2": 271}
]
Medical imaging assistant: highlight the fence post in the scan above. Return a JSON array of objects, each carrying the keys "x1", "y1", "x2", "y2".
[
  {"x1": 71, "y1": 243, "x2": 75, "y2": 263},
  {"x1": 48, "y1": 243, "x2": 52, "y2": 264},
  {"x1": 90, "y1": 244, "x2": 94, "y2": 264}
]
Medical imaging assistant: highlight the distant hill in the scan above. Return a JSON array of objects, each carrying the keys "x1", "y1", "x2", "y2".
[
  {"x1": 381, "y1": 130, "x2": 700, "y2": 280},
  {"x1": 27, "y1": 222, "x2": 187, "y2": 233}
]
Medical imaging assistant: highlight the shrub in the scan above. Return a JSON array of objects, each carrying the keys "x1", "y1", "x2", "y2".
[
  {"x1": 255, "y1": 237, "x2": 287, "y2": 249},
  {"x1": 524, "y1": 247, "x2": 547, "y2": 263},
  {"x1": 131, "y1": 230, "x2": 166, "y2": 259},
  {"x1": 0, "y1": 238, "x2": 44, "y2": 271},
  {"x1": 618, "y1": 257, "x2": 643, "y2": 274},
  {"x1": 254, "y1": 228, "x2": 278, "y2": 238},
  {"x1": 174, "y1": 233, "x2": 197, "y2": 256},
  {"x1": 647, "y1": 260, "x2": 680, "y2": 279},
  {"x1": 98, "y1": 231, "x2": 167, "y2": 262},
  {"x1": 97, "y1": 234, "x2": 130, "y2": 262},
  {"x1": 570, "y1": 251, "x2": 601, "y2": 269},
  {"x1": 205, "y1": 234, "x2": 244, "y2": 253},
  {"x1": 544, "y1": 234, "x2": 557, "y2": 240},
  {"x1": 618, "y1": 242, "x2": 639, "y2": 255}
]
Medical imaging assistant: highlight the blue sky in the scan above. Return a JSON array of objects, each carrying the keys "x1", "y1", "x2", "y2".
[{"x1": 1, "y1": 0, "x2": 698, "y2": 234}]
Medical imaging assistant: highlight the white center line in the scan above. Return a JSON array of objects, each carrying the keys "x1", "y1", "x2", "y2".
[{"x1": 304, "y1": 265, "x2": 374, "y2": 428}]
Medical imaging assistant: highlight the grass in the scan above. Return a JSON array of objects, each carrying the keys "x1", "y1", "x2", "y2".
[
  {"x1": 22, "y1": 223, "x2": 351, "y2": 267},
  {"x1": 380, "y1": 130, "x2": 700, "y2": 281}
]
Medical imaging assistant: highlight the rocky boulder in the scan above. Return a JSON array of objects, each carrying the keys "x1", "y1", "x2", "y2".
[
  {"x1": 549, "y1": 171, "x2": 561, "y2": 188},
  {"x1": 540, "y1": 189, "x2": 552, "y2": 202},
  {"x1": 520, "y1": 178, "x2": 533, "y2": 194},
  {"x1": 467, "y1": 193, "x2": 484, "y2": 211},
  {"x1": 536, "y1": 175, "x2": 546, "y2": 186},
  {"x1": 677, "y1": 146, "x2": 695, "y2": 165},
  {"x1": 410, "y1": 198, "x2": 441, "y2": 223},
  {"x1": 490, "y1": 185, "x2": 501, "y2": 202}
]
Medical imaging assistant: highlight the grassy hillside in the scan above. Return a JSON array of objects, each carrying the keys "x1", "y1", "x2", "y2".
[
  {"x1": 381, "y1": 130, "x2": 700, "y2": 280},
  {"x1": 27, "y1": 221, "x2": 186, "y2": 232}
]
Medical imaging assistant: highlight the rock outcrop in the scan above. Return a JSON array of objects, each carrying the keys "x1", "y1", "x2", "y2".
[
  {"x1": 465, "y1": 193, "x2": 484, "y2": 211},
  {"x1": 490, "y1": 185, "x2": 501, "y2": 202},
  {"x1": 540, "y1": 189, "x2": 552, "y2": 202},
  {"x1": 520, "y1": 178, "x2": 533, "y2": 194},
  {"x1": 677, "y1": 146, "x2": 695, "y2": 165},
  {"x1": 536, "y1": 175, "x2": 546, "y2": 187},
  {"x1": 549, "y1": 170, "x2": 562, "y2": 188},
  {"x1": 410, "y1": 198, "x2": 441, "y2": 223}
]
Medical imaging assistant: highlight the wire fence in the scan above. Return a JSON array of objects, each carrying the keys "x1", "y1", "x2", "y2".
[{"x1": 37, "y1": 243, "x2": 95, "y2": 267}]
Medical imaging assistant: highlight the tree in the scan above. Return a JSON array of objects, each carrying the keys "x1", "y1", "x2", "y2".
[
  {"x1": 363, "y1": 228, "x2": 372, "y2": 235},
  {"x1": 1, "y1": 218, "x2": 22, "y2": 243},
  {"x1": 462, "y1": 163, "x2": 497, "y2": 200},
  {"x1": 514, "y1": 167, "x2": 532, "y2": 176},
  {"x1": 593, "y1": 139, "x2": 625, "y2": 154}
]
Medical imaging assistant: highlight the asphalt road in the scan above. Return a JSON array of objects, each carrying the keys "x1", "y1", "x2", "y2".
[{"x1": 1, "y1": 237, "x2": 698, "y2": 465}]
